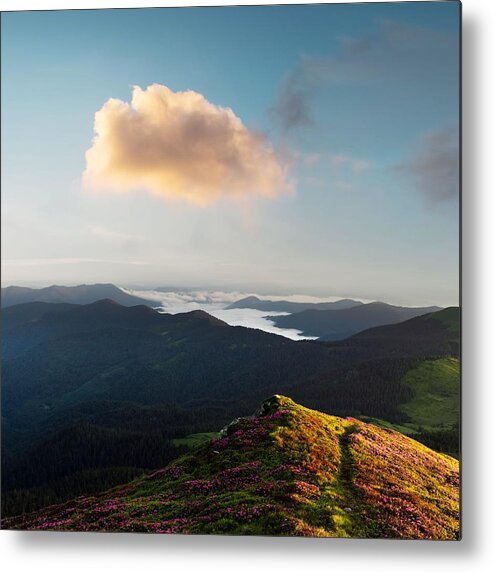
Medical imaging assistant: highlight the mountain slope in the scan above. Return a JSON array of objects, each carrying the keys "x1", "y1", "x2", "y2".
[
  {"x1": 1, "y1": 283, "x2": 153, "y2": 308},
  {"x1": 400, "y1": 357, "x2": 460, "y2": 429},
  {"x1": 269, "y1": 302, "x2": 442, "y2": 340},
  {"x1": 333, "y1": 306, "x2": 460, "y2": 359},
  {"x1": 1, "y1": 300, "x2": 331, "y2": 420},
  {"x1": 3, "y1": 396, "x2": 459, "y2": 539},
  {"x1": 2, "y1": 303, "x2": 458, "y2": 430},
  {"x1": 226, "y1": 296, "x2": 362, "y2": 313},
  {"x1": 424, "y1": 306, "x2": 460, "y2": 332},
  {"x1": 2, "y1": 304, "x2": 460, "y2": 517},
  {"x1": 286, "y1": 309, "x2": 460, "y2": 452},
  {"x1": 2, "y1": 299, "x2": 227, "y2": 359}
]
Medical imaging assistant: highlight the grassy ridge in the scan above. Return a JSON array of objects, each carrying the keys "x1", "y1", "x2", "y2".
[
  {"x1": 360, "y1": 357, "x2": 460, "y2": 457},
  {"x1": 4, "y1": 396, "x2": 459, "y2": 539},
  {"x1": 400, "y1": 357, "x2": 460, "y2": 430}
]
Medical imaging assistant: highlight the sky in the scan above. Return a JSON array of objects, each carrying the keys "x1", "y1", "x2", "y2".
[{"x1": 1, "y1": 2, "x2": 460, "y2": 306}]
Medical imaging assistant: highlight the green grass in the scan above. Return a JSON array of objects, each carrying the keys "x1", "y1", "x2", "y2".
[
  {"x1": 172, "y1": 432, "x2": 219, "y2": 448},
  {"x1": 400, "y1": 357, "x2": 460, "y2": 430},
  {"x1": 5, "y1": 396, "x2": 460, "y2": 539},
  {"x1": 360, "y1": 357, "x2": 460, "y2": 456}
]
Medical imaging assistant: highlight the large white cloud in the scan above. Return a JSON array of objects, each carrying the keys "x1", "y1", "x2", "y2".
[{"x1": 83, "y1": 84, "x2": 291, "y2": 206}]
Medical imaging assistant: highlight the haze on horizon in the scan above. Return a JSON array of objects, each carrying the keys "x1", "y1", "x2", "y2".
[{"x1": 1, "y1": 3, "x2": 460, "y2": 309}]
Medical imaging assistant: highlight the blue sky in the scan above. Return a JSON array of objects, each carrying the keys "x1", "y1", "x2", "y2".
[{"x1": 1, "y1": 2, "x2": 460, "y2": 305}]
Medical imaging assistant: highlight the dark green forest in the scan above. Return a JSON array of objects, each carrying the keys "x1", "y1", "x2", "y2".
[{"x1": 1, "y1": 301, "x2": 460, "y2": 517}]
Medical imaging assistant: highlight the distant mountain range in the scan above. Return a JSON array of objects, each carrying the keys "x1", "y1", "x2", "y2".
[
  {"x1": 1, "y1": 299, "x2": 459, "y2": 517},
  {"x1": 268, "y1": 301, "x2": 442, "y2": 340},
  {"x1": 3, "y1": 396, "x2": 459, "y2": 539},
  {"x1": 1, "y1": 283, "x2": 153, "y2": 308},
  {"x1": 226, "y1": 295, "x2": 363, "y2": 313}
]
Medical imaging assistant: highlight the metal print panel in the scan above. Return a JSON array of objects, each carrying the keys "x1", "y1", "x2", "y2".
[{"x1": 0, "y1": 1, "x2": 461, "y2": 539}]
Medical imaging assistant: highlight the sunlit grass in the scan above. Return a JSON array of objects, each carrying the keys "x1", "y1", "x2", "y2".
[{"x1": 4, "y1": 396, "x2": 459, "y2": 539}]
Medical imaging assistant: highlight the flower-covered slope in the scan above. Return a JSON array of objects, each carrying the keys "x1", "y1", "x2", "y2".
[{"x1": 3, "y1": 396, "x2": 459, "y2": 539}]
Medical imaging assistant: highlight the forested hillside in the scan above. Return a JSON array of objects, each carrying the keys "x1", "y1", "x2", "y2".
[{"x1": 2, "y1": 302, "x2": 459, "y2": 517}]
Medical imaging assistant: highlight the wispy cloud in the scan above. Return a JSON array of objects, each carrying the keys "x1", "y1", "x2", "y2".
[
  {"x1": 303, "y1": 152, "x2": 370, "y2": 174},
  {"x1": 327, "y1": 154, "x2": 369, "y2": 173},
  {"x1": 270, "y1": 71, "x2": 317, "y2": 132},
  {"x1": 303, "y1": 153, "x2": 322, "y2": 166},
  {"x1": 84, "y1": 84, "x2": 292, "y2": 206},
  {"x1": 301, "y1": 150, "x2": 369, "y2": 193},
  {"x1": 271, "y1": 20, "x2": 456, "y2": 133},
  {"x1": 352, "y1": 160, "x2": 370, "y2": 174},
  {"x1": 124, "y1": 288, "x2": 371, "y2": 309},
  {"x1": 334, "y1": 180, "x2": 354, "y2": 192},
  {"x1": 89, "y1": 225, "x2": 143, "y2": 247},
  {"x1": 395, "y1": 126, "x2": 459, "y2": 206},
  {"x1": 1, "y1": 258, "x2": 150, "y2": 267}
]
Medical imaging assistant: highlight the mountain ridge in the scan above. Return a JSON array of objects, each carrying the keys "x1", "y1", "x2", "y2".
[
  {"x1": 269, "y1": 301, "x2": 442, "y2": 340},
  {"x1": 226, "y1": 296, "x2": 363, "y2": 313},
  {"x1": 2, "y1": 396, "x2": 459, "y2": 539},
  {"x1": 1, "y1": 303, "x2": 459, "y2": 517},
  {"x1": 1, "y1": 283, "x2": 154, "y2": 308}
]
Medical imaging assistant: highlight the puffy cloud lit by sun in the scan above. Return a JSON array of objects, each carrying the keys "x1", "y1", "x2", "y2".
[{"x1": 83, "y1": 84, "x2": 292, "y2": 206}]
